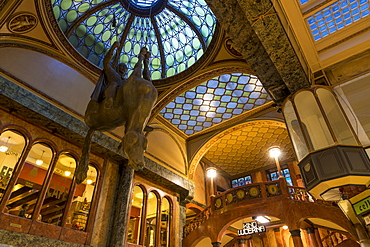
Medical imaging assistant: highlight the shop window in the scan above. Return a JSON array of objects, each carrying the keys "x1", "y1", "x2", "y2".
[
  {"x1": 267, "y1": 167, "x2": 293, "y2": 186},
  {"x1": 41, "y1": 153, "x2": 76, "y2": 226},
  {"x1": 129, "y1": 185, "x2": 145, "y2": 244},
  {"x1": 66, "y1": 164, "x2": 98, "y2": 231},
  {"x1": 6, "y1": 143, "x2": 53, "y2": 219},
  {"x1": 146, "y1": 192, "x2": 158, "y2": 247},
  {"x1": 0, "y1": 130, "x2": 26, "y2": 203},
  {"x1": 231, "y1": 175, "x2": 252, "y2": 188},
  {"x1": 160, "y1": 197, "x2": 171, "y2": 247}
]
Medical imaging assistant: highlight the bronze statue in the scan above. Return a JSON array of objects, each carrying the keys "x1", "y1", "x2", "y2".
[{"x1": 76, "y1": 42, "x2": 158, "y2": 184}]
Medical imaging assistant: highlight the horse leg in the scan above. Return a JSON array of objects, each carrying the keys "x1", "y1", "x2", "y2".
[{"x1": 76, "y1": 128, "x2": 95, "y2": 184}]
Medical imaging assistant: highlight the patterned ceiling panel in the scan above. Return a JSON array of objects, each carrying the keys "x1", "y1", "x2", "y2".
[
  {"x1": 160, "y1": 73, "x2": 272, "y2": 135},
  {"x1": 204, "y1": 122, "x2": 295, "y2": 176}
]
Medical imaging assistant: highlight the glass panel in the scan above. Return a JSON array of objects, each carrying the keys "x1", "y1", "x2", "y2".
[
  {"x1": 295, "y1": 91, "x2": 335, "y2": 151},
  {"x1": 231, "y1": 179, "x2": 238, "y2": 188},
  {"x1": 317, "y1": 88, "x2": 358, "y2": 145},
  {"x1": 6, "y1": 143, "x2": 53, "y2": 220},
  {"x1": 146, "y1": 192, "x2": 158, "y2": 247},
  {"x1": 160, "y1": 73, "x2": 271, "y2": 135},
  {"x1": 129, "y1": 186, "x2": 144, "y2": 244},
  {"x1": 283, "y1": 100, "x2": 309, "y2": 161},
  {"x1": 306, "y1": 0, "x2": 370, "y2": 41},
  {"x1": 0, "y1": 130, "x2": 26, "y2": 204},
  {"x1": 160, "y1": 197, "x2": 171, "y2": 247},
  {"x1": 41, "y1": 154, "x2": 76, "y2": 225},
  {"x1": 66, "y1": 164, "x2": 97, "y2": 231},
  {"x1": 334, "y1": 76, "x2": 370, "y2": 145},
  {"x1": 282, "y1": 169, "x2": 293, "y2": 186}
]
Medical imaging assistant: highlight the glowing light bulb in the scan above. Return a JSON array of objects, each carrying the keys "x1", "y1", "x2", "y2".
[
  {"x1": 64, "y1": 170, "x2": 71, "y2": 176},
  {"x1": 36, "y1": 159, "x2": 44, "y2": 165},
  {"x1": 0, "y1": 146, "x2": 8, "y2": 152},
  {"x1": 269, "y1": 147, "x2": 281, "y2": 158},
  {"x1": 87, "y1": 179, "x2": 93, "y2": 185}
]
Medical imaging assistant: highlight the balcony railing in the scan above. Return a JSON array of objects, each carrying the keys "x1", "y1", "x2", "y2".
[{"x1": 184, "y1": 178, "x2": 317, "y2": 237}]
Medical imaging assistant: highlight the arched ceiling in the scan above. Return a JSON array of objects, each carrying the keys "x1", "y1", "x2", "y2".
[{"x1": 203, "y1": 121, "x2": 296, "y2": 177}]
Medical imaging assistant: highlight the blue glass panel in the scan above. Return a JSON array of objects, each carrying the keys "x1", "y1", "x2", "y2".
[{"x1": 306, "y1": 0, "x2": 370, "y2": 41}]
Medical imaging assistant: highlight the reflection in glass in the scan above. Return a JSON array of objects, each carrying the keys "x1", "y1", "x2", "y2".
[
  {"x1": 0, "y1": 130, "x2": 26, "y2": 202},
  {"x1": 6, "y1": 143, "x2": 52, "y2": 219},
  {"x1": 41, "y1": 154, "x2": 76, "y2": 225},
  {"x1": 283, "y1": 100, "x2": 309, "y2": 161},
  {"x1": 146, "y1": 192, "x2": 158, "y2": 247},
  {"x1": 0, "y1": 130, "x2": 26, "y2": 204},
  {"x1": 317, "y1": 88, "x2": 358, "y2": 145},
  {"x1": 129, "y1": 186, "x2": 144, "y2": 244},
  {"x1": 295, "y1": 91, "x2": 334, "y2": 151},
  {"x1": 66, "y1": 164, "x2": 97, "y2": 231},
  {"x1": 160, "y1": 197, "x2": 171, "y2": 247}
]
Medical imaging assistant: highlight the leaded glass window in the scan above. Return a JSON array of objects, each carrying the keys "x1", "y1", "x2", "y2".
[
  {"x1": 160, "y1": 73, "x2": 272, "y2": 135},
  {"x1": 52, "y1": 0, "x2": 216, "y2": 79},
  {"x1": 306, "y1": 0, "x2": 370, "y2": 41}
]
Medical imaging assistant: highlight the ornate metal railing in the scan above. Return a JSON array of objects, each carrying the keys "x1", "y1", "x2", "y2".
[{"x1": 183, "y1": 178, "x2": 320, "y2": 237}]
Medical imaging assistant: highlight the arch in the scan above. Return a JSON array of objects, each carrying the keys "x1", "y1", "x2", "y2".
[
  {"x1": 0, "y1": 47, "x2": 95, "y2": 116},
  {"x1": 188, "y1": 119, "x2": 287, "y2": 179},
  {"x1": 146, "y1": 129, "x2": 187, "y2": 174}
]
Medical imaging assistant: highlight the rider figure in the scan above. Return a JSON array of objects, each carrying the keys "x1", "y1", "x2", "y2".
[{"x1": 102, "y1": 42, "x2": 127, "y2": 108}]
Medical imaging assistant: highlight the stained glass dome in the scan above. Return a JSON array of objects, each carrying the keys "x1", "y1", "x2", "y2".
[{"x1": 52, "y1": 0, "x2": 216, "y2": 79}]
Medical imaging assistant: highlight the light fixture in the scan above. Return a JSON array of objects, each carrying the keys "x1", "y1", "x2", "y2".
[
  {"x1": 269, "y1": 146, "x2": 281, "y2": 158},
  {"x1": 36, "y1": 150, "x2": 45, "y2": 166},
  {"x1": 0, "y1": 137, "x2": 10, "y2": 153},
  {"x1": 253, "y1": 216, "x2": 271, "y2": 224},
  {"x1": 86, "y1": 169, "x2": 93, "y2": 185},
  {"x1": 282, "y1": 225, "x2": 289, "y2": 230},
  {"x1": 206, "y1": 167, "x2": 217, "y2": 178},
  {"x1": 268, "y1": 146, "x2": 283, "y2": 178},
  {"x1": 64, "y1": 162, "x2": 72, "y2": 177}
]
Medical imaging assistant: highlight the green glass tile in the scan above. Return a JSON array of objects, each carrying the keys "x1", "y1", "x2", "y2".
[
  {"x1": 174, "y1": 115, "x2": 180, "y2": 119},
  {"x1": 231, "y1": 97, "x2": 238, "y2": 102},
  {"x1": 197, "y1": 122, "x2": 202, "y2": 126},
  {"x1": 183, "y1": 110, "x2": 189, "y2": 114},
  {"x1": 181, "y1": 121, "x2": 187, "y2": 124},
  {"x1": 248, "y1": 99, "x2": 256, "y2": 104},
  {"x1": 219, "y1": 82, "x2": 226, "y2": 88},
  {"x1": 237, "y1": 85, "x2": 244, "y2": 90},
  {"x1": 260, "y1": 94, "x2": 267, "y2": 98},
  {"x1": 188, "y1": 126, "x2": 194, "y2": 130},
  {"x1": 176, "y1": 104, "x2": 182, "y2": 108},
  {"x1": 186, "y1": 99, "x2": 193, "y2": 103},
  {"x1": 230, "y1": 76, "x2": 238, "y2": 82},
  {"x1": 226, "y1": 109, "x2": 233, "y2": 113},
  {"x1": 237, "y1": 104, "x2": 244, "y2": 109},
  {"x1": 207, "y1": 88, "x2": 215, "y2": 93},
  {"x1": 216, "y1": 113, "x2": 222, "y2": 117},
  {"x1": 242, "y1": 92, "x2": 251, "y2": 97},
  {"x1": 190, "y1": 116, "x2": 196, "y2": 120},
  {"x1": 214, "y1": 96, "x2": 221, "y2": 100},
  {"x1": 220, "y1": 102, "x2": 227, "y2": 107},
  {"x1": 193, "y1": 105, "x2": 200, "y2": 110},
  {"x1": 225, "y1": 90, "x2": 232, "y2": 95}
]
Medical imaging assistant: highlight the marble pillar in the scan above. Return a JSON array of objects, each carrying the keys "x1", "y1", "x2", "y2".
[
  {"x1": 354, "y1": 223, "x2": 370, "y2": 247},
  {"x1": 314, "y1": 228, "x2": 324, "y2": 247},
  {"x1": 304, "y1": 228, "x2": 320, "y2": 247},
  {"x1": 238, "y1": 238, "x2": 247, "y2": 247},
  {"x1": 247, "y1": 238, "x2": 254, "y2": 247},
  {"x1": 107, "y1": 163, "x2": 135, "y2": 247},
  {"x1": 274, "y1": 228, "x2": 284, "y2": 247},
  {"x1": 290, "y1": 229, "x2": 304, "y2": 247}
]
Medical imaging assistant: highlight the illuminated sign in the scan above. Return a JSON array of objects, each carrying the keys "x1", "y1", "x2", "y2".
[
  {"x1": 238, "y1": 221, "x2": 266, "y2": 236},
  {"x1": 353, "y1": 196, "x2": 370, "y2": 215}
]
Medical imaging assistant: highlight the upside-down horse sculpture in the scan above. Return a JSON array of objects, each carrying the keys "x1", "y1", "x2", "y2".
[{"x1": 75, "y1": 42, "x2": 158, "y2": 184}]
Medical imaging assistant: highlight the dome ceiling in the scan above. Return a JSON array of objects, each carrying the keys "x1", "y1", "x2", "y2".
[{"x1": 52, "y1": 0, "x2": 216, "y2": 79}]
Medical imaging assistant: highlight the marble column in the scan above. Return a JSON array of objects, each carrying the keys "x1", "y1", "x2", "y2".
[
  {"x1": 238, "y1": 238, "x2": 247, "y2": 247},
  {"x1": 274, "y1": 228, "x2": 284, "y2": 247},
  {"x1": 247, "y1": 238, "x2": 254, "y2": 247},
  {"x1": 304, "y1": 228, "x2": 320, "y2": 247},
  {"x1": 314, "y1": 228, "x2": 324, "y2": 247},
  {"x1": 211, "y1": 242, "x2": 222, "y2": 247},
  {"x1": 354, "y1": 223, "x2": 370, "y2": 247},
  {"x1": 107, "y1": 163, "x2": 135, "y2": 247},
  {"x1": 290, "y1": 229, "x2": 304, "y2": 247}
]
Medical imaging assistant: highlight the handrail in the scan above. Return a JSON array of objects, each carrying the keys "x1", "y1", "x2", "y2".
[{"x1": 183, "y1": 178, "x2": 320, "y2": 237}]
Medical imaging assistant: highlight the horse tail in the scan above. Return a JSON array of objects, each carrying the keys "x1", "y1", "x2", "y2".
[{"x1": 76, "y1": 128, "x2": 95, "y2": 184}]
